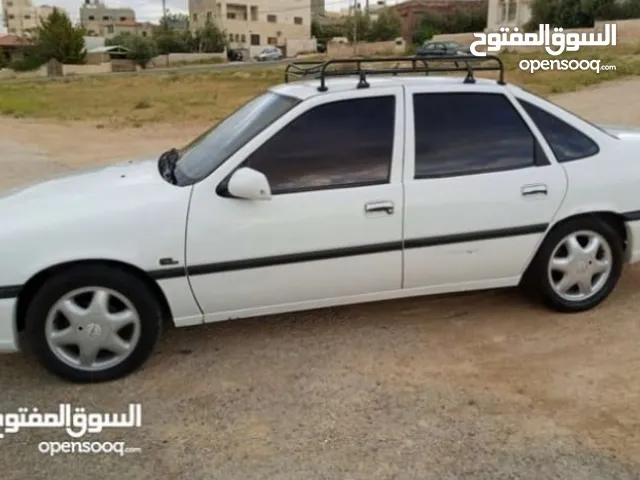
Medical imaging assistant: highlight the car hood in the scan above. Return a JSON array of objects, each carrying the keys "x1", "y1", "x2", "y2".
[
  {"x1": 597, "y1": 123, "x2": 640, "y2": 140},
  {"x1": 0, "y1": 155, "x2": 183, "y2": 228}
]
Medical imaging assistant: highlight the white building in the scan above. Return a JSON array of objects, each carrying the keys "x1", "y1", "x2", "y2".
[
  {"x1": 188, "y1": 0, "x2": 311, "y2": 49},
  {"x1": 1, "y1": 0, "x2": 56, "y2": 36},
  {"x1": 486, "y1": 0, "x2": 532, "y2": 31}
]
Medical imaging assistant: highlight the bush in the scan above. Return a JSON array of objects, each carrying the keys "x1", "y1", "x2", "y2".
[
  {"x1": 127, "y1": 36, "x2": 158, "y2": 69},
  {"x1": 526, "y1": 0, "x2": 640, "y2": 29},
  {"x1": 412, "y1": 26, "x2": 436, "y2": 45},
  {"x1": 9, "y1": 54, "x2": 45, "y2": 72}
]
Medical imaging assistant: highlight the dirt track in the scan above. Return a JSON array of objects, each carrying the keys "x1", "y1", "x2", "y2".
[{"x1": 1, "y1": 79, "x2": 640, "y2": 479}]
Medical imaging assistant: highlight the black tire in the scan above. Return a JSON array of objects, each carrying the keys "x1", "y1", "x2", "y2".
[
  {"x1": 524, "y1": 217, "x2": 624, "y2": 312},
  {"x1": 25, "y1": 265, "x2": 163, "y2": 383}
]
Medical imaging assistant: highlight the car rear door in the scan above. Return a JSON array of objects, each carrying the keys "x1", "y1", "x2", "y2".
[
  {"x1": 185, "y1": 86, "x2": 406, "y2": 322},
  {"x1": 401, "y1": 84, "x2": 568, "y2": 291}
]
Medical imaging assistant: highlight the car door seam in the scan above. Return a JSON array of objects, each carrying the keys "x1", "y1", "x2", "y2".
[
  {"x1": 400, "y1": 85, "x2": 407, "y2": 290},
  {"x1": 184, "y1": 185, "x2": 205, "y2": 318}
]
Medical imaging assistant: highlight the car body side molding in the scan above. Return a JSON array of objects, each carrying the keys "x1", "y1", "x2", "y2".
[{"x1": 149, "y1": 223, "x2": 550, "y2": 280}]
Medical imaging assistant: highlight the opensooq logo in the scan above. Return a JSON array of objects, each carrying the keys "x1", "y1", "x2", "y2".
[{"x1": 469, "y1": 23, "x2": 617, "y2": 56}]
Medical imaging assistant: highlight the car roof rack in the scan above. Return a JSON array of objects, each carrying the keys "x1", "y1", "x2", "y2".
[{"x1": 284, "y1": 55, "x2": 505, "y2": 92}]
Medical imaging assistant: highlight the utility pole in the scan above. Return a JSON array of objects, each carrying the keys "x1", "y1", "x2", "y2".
[
  {"x1": 162, "y1": 0, "x2": 167, "y2": 25},
  {"x1": 352, "y1": 0, "x2": 358, "y2": 55}
]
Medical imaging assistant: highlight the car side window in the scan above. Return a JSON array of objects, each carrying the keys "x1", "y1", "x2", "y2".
[
  {"x1": 413, "y1": 92, "x2": 536, "y2": 178},
  {"x1": 244, "y1": 96, "x2": 395, "y2": 194},
  {"x1": 518, "y1": 99, "x2": 600, "y2": 162}
]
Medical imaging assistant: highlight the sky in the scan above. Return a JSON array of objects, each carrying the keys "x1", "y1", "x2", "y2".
[{"x1": 0, "y1": 0, "x2": 390, "y2": 32}]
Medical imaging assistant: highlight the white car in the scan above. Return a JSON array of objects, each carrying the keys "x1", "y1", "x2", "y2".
[
  {"x1": 2, "y1": 56, "x2": 640, "y2": 383},
  {"x1": 256, "y1": 46, "x2": 283, "y2": 61}
]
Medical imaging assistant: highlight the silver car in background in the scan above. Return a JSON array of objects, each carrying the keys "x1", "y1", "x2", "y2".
[{"x1": 256, "y1": 46, "x2": 283, "y2": 61}]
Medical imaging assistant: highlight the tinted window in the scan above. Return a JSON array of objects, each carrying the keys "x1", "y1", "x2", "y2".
[
  {"x1": 414, "y1": 93, "x2": 536, "y2": 178},
  {"x1": 518, "y1": 99, "x2": 600, "y2": 162},
  {"x1": 244, "y1": 96, "x2": 395, "y2": 194}
]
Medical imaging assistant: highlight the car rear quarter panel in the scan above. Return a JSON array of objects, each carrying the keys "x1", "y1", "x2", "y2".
[{"x1": 551, "y1": 142, "x2": 640, "y2": 261}]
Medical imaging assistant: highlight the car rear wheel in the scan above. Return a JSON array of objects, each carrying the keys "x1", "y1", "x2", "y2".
[
  {"x1": 25, "y1": 265, "x2": 163, "y2": 383},
  {"x1": 525, "y1": 217, "x2": 624, "y2": 312}
]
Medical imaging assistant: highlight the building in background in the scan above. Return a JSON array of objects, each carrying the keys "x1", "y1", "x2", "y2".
[
  {"x1": 486, "y1": 0, "x2": 530, "y2": 30},
  {"x1": 0, "y1": 33, "x2": 32, "y2": 62},
  {"x1": 188, "y1": 0, "x2": 311, "y2": 49},
  {"x1": 311, "y1": 0, "x2": 325, "y2": 18},
  {"x1": 312, "y1": 9, "x2": 343, "y2": 27},
  {"x1": 392, "y1": 0, "x2": 485, "y2": 40},
  {"x1": 1, "y1": 0, "x2": 56, "y2": 36},
  {"x1": 165, "y1": 14, "x2": 189, "y2": 31},
  {"x1": 79, "y1": 0, "x2": 151, "y2": 39}
]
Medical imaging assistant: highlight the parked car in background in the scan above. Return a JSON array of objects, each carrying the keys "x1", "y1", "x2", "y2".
[
  {"x1": 227, "y1": 48, "x2": 244, "y2": 62},
  {"x1": 416, "y1": 41, "x2": 470, "y2": 57},
  {"x1": 256, "y1": 46, "x2": 283, "y2": 61}
]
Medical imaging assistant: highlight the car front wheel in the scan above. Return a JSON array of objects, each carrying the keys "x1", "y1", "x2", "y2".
[
  {"x1": 25, "y1": 265, "x2": 163, "y2": 383},
  {"x1": 526, "y1": 217, "x2": 624, "y2": 312}
]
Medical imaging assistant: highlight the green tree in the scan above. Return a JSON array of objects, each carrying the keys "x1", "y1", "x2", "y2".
[
  {"x1": 367, "y1": 8, "x2": 402, "y2": 41},
  {"x1": 344, "y1": 10, "x2": 372, "y2": 42},
  {"x1": 105, "y1": 31, "x2": 157, "y2": 68},
  {"x1": 312, "y1": 18, "x2": 348, "y2": 42},
  {"x1": 105, "y1": 31, "x2": 137, "y2": 47},
  {"x1": 31, "y1": 7, "x2": 86, "y2": 64},
  {"x1": 411, "y1": 25, "x2": 436, "y2": 45},
  {"x1": 311, "y1": 18, "x2": 322, "y2": 39},
  {"x1": 153, "y1": 13, "x2": 194, "y2": 54},
  {"x1": 126, "y1": 36, "x2": 158, "y2": 69},
  {"x1": 193, "y1": 19, "x2": 227, "y2": 52},
  {"x1": 526, "y1": 0, "x2": 596, "y2": 28},
  {"x1": 164, "y1": 12, "x2": 190, "y2": 29}
]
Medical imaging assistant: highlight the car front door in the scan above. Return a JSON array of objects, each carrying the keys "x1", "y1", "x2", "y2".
[
  {"x1": 185, "y1": 87, "x2": 405, "y2": 322},
  {"x1": 401, "y1": 85, "x2": 568, "y2": 292}
]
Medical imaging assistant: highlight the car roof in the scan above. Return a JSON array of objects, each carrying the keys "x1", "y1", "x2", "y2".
[{"x1": 269, "y1": 75, "x2": 505, "y2": 100}]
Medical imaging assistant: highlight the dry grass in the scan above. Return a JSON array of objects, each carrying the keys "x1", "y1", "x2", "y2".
[
  {"x1": 0, "y1": 45, "x2": 639, "y2": 128},
  {"x1": 0, "y1": 69, "x2": 283, "y2": 127}
]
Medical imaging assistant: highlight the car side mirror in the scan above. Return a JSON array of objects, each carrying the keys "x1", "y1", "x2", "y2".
[{"x1": 226, "y1": 167, "x2": 272, "y2": 201}]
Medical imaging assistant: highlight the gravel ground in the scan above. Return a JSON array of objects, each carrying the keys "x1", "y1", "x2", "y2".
[{"x1": 1, "y1": 78, "x2": 640, "y2": 480}]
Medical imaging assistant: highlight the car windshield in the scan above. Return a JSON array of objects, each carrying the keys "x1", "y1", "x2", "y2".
[{"x1": 173, "y1": 92, "x2": 301, "y2": 186}]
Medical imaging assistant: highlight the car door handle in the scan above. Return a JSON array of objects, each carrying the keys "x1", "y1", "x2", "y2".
[
  {"x1": 365, "y1": 201, "x2": 394, "y2": 215},
  {"x1": 521, "y1": 184, "x2": 548, "y2": 196}
]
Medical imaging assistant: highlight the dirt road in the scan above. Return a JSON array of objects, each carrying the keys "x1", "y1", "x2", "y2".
[{"x1": 1, "y1": 79, "x2": 640, "y2": 480}]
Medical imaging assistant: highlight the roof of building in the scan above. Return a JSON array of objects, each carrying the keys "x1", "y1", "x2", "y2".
[
  {"x1": 0, "y1": 35, "x2": 32, "y2": 47},
  {"x1": 87, "y1": 45, "x2": 130, "y2": 53},
  {"x1": 83, "y1": 35, "x2": 106, "y2": 51},
  {"x1": 116, "y1": 18, "x2": 137, "y2": 26}
]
